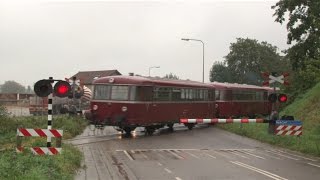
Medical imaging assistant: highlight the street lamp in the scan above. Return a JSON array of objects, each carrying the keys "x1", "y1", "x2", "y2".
[
  {"x1": 181, "y1": 38, "x2": 205, "y2": 83},
  {"x1": 149, "y1": 66, "x2": 160, "y2": 77}
]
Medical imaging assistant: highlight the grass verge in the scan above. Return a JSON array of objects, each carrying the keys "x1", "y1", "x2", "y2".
[
  {"x1": 218, "y1": 82, "x2": 320, "y2": 156},
  {"x1": 0, "y1": 114, "x2": 88, "y2": 180}
]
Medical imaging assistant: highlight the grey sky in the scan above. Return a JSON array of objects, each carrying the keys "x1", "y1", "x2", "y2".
[{"x1": 0, "y1": 0, "x2": 288, "y2": 87}]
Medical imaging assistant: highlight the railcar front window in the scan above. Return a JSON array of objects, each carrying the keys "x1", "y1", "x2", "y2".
[
  {"x1": 111, "y1": 86, "x2": 129, "y2": 100},
  {"x1": 94, "y1": 85, "x2": 111, "y2": 100}
]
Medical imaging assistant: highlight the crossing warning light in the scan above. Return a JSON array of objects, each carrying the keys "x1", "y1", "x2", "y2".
[
  {"x1": 34, "y1": 80, "x2": 53, "y2": 97},
  {"x1": 268, "y1": 93, "x2": 288, "y2": 103},
  {"x1": 54, "y1": 81, "x2": 71, "y2": 97},
  {"x1": 278, "y1": 94, "x2": 288, "y2": 103},
  {"x1": 268, "y1": 93, "x2": 278, "y2": 103}
]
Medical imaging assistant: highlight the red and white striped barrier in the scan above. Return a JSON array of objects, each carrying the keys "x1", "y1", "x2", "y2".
[
  {"x1": 180, "y1": 118, "x2": 264, "y2": 124},
  {"x1": 16, "y1": 128, "x2": 63, "y2": 155},
  {"x1": 16, "y1": 147, "x2": 62, "y2": 155},
  {"x1": 17, "y1": 128, "x2": 63, "y2": 137},
  {"x1": 275, "y1": 125, "x2": 302, "y2": 136}
]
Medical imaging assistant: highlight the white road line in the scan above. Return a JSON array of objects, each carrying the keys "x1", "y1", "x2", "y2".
[
  {"x1": 231, "y1": 161, "x2": 288, "y2": 180},
  {"x1": 157, "y1": 162, "x2": 163, "y2": 166},
  {"x1": 237, "y1": 150, "x2": 266, "y2": 160},
  {"x1": 272, "y1": 149, "x2": 317, "y2": 162},
  {"x1": 167, "y1": 150, "x2": 184, "y2": 159},
  {"x1": 266, "y1": 150, "x2": 299, "y2": 160},
  {"x1": 164, "y1": 168, "x2": 172, "y2": 174},
  {"x1": 204, "y1": 153, "x2": 216, "y2": 159},
  {"x1": 140, "y1": 152, "x2": 149, "y2": 159},
  {"x1": 308, "y1": 163, "x2": 320, "y2": 168},
  {"x1": 184, "y1": 151, "x2": 200, "y2": 159},
  {"x1": 211, "y1": 150, "x2": 231, "y2": 158},
  {"x1": 123, "y1": 150, "x2": 134, "y2": 161},
  {"x1": 175, "y1": 177, "x2": 182, "y2": 180},
  {"x1": 229, "y1": 151, "x2": 250, "y2": 159}
]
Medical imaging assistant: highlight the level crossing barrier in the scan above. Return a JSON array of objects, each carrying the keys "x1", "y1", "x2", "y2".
[
  {"x1": 180, "y1": 118, "x2": 302, "y2": 136},
  {"x1": 16, "y1": 128, "x2": 63, "y2": 155}
]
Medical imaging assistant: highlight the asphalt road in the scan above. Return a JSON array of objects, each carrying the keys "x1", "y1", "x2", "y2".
[{"x1": 70, "y1": 124, "x2": 320, "y2": 180}]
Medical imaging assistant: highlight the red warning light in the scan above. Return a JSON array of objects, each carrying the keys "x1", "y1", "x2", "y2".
[
  {"x1": 54, "y1": 81, "x2": 71, "y2": 97},
  {"x1": 278, "y1": 94, "x2": 288, "y2": 103}
]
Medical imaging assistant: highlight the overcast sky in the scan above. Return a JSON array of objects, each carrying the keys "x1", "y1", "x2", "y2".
[{"x1": 0, "y1": 0, "x2": 289, "y2": 87}]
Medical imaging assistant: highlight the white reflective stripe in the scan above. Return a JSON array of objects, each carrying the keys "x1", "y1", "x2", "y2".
[
  {"x1": 294, "y1": 126, "x2": 302, "y2": 131},
  {"x1": 202, "y1": 119, "x2": 212, "y2": 123},
  {"x1": 294, "y1": 131, "x2": 302, "y2": 136},
  {"x1": 248, "y1": 119, "x2": 258, "y2": 123},
  {"x1": 48, "y1": 115, "x2": 52, "y2": 121},
  {"x1": 233, "y1": 119, "x2": 241, "y2": 122},
  {"x1": 276, "y1": 125, "x2": 284, "y2": 130},
  {"x1": 48, "y1": 104, "x2": 52, "y2": 109},
  {"x1": 285, "y1": 126, "x2": 292, "y2": 131},
  {"x1": 188, "y1": 119, "x2": 196, "y2": 123},
  {"x1": 219, "y1": 119, "x2": 227, "y2": 123}
]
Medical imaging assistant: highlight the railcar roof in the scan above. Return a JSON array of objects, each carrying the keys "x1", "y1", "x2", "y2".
[
  {"x1": 211, "y1": 81, "x2": 274, "y2": 91},
  {"x1": 93, "y1": 76, "x2": 213, "y2": 88}
]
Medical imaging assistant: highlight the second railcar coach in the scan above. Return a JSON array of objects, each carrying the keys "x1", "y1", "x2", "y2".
[{"x1": 90, "y1": 76, "x2": 216, "y2": 135}]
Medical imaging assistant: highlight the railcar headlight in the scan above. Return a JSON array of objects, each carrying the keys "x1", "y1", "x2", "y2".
[
  {"x1": 121, "y1": 106, "x2": 128, "y2": 112},
  {"x1": 93, "y1": 105, "x2": 98, "y2": 110}
]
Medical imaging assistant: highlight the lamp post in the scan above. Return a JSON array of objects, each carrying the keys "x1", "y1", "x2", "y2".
[
  {"x1": 149, "y1": 66, "x2": 160, "y2": 77},
  {"x1": 181, "y1": 38, "x2": 205, "y2": 83}
]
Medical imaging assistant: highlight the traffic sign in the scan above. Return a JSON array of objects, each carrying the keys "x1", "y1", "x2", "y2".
[{"x1": 262, "y1": 72, "x2": 289, "y2": 86}]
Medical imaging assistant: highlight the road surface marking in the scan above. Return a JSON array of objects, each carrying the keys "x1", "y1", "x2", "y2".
[
  {"x1": 231, "y1": 161, "x2": 288, "y2": 180},
  {"x1": 266, "y1": 150, "x2": 299, "y2": 160},
  {"x1": 184, "y1": 151, "x2": 200, "y2": 159},
  {"x1": 157, "y1": 162, "x2": 163, "y2": 166},
  {"x1": 211, "y1": 150, "x2": 231, "y2": 158},
  {"x1": 204, "y1": 153, "x2": 216, "y2": 159},
  {"x1": 164, "y1": 168, "x2": 172, "y2": 174},
  {"x1": 140, "y1": 151, "x2": 149, "y2": 159},
  {"x1": 229, "y1": 151, "x2": 250, "y2": 159},
  {"x1": 123, "y1": 150, "x2": 134, "y2": 161},
  {"x1": 272, "y1": 149, "x2": 317, "y2": 162},
  {"x1": 307, "y1": 163, "x2": 320, "y2": 168},
  {"x1": 166, "y1": 150, "x2": 184, "y2": 159},
  {"x1": 237, "y1": 150, "x2": 265, "y2": 160},
  {"x1": 175, "y1": 177, "x2": 182, "y2": 180}
]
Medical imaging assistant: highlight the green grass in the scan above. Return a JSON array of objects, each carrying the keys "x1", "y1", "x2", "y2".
[
  {"x1": 219, "y1": 82, "x2": 320, "y2": 156},
  {"x1": 0, "y1": 114, "x2": 88, "y2": 179}
]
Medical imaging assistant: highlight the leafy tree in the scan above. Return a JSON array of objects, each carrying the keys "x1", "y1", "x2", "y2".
[
  {"x1": 223, "y1": 38, "x2": 289, "y2": 85},
  {"x1": 209, "y1": 61, "x2": 232, "y2": 82},
  {"x1": 272, "y1": 0, "x2": 320, "y2": 69},
  {"x1": 1, "y1": 81, "x2": 26, "y2": 93},
  {"x1": 164, "y1": 73, "x2": 179, "y2": 80}
]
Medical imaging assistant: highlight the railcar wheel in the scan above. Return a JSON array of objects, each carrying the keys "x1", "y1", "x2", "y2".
[
  {"x1": 185, "y1": 123, "x2": 194, "y2": 130},
  {"x1": 123, "y1": 127, "x2": 135, "y2": 135},
  {"x1": 145, "y1": 127, "x2": 155, "y2": 135},
  {"x1": 167, "y1": 123, "x2": 174, "y2": 132}
]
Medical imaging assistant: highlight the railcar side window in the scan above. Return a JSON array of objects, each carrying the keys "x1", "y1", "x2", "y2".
[
  {"x1": 154, "y1": 87, "x2": 171, "y2": 101},
  {"x1": 172, "y1": 88, "x2": 181, "y2": 101},
  {"x1": 93, "y1": 85, "x2": 111, "y2": 100},
  {"x1": 132, "y1": 86, "x2": 153, "y2": 101},
  {"x1": 111, "y1": 86, "x2": 129, "y2": 100}
]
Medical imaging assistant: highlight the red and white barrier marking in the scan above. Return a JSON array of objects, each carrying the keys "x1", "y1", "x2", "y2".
[
  {"x1": 17, "y1": 128, "x2": 63, "y2": 137},
  {"x1": 275, "y1": 125, "x2": 302, "y2": 136},
  {"x1": 16, "y1": 147, "x2": 62, "y2": 155},
  {"x1": 180, "y1": 118, "x2": 264, "y2": 124}
]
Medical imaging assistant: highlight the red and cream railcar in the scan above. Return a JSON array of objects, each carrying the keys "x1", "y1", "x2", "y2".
[
  {"x1": 90, "y1": 76, "x2": 216, "y2": 134},
  {"x1": 211, "y1": 82, "x2": 273, "y2": 118}
]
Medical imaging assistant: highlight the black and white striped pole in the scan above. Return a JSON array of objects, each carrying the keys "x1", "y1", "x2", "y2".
[{"x1": 47, "y1": 77, "x2": 53, "y2": 147}]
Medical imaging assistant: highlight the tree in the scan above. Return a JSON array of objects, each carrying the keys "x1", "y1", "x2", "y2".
[
  {"x1": 272, "y1": 0, "x2": 320, "y2": 69},
  {"x1": 1, "y1": 81, "x2": 26, "y2": 93},
  {"x1": 223, "y1": 38, "x2": 288, "y2": 85},
  {"x1": 164, "y1": 73, "x2": 179, "y2": 80},
  {"x1": 209, "y1": 61, "x2": 232, "y2": 82}
]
